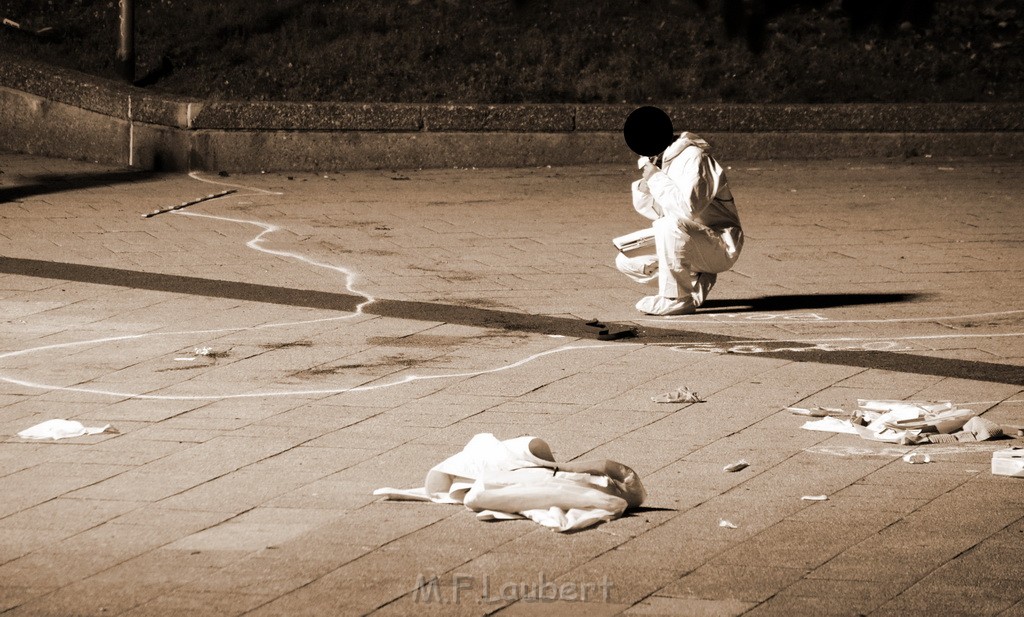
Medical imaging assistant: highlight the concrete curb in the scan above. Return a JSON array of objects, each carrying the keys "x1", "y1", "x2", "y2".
[{"x1": 2, "y1": 53, "x2": 1022, "y2": 171}]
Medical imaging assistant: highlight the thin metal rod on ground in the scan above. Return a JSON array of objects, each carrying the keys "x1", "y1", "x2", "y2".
[{"x1": 142, "y1": 189, "x2": 236, "y2": 218}]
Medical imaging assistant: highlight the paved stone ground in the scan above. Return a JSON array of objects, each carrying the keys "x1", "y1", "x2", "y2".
[{"x1": 0, "y1": 152, "x2": 1022, "y2": 617}]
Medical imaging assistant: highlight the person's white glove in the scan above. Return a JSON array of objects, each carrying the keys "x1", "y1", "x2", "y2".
[{"x1": 641, "y1": 161, "x2": 659, "y2": 181}]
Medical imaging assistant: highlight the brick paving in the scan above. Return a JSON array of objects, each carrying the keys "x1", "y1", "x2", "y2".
[{"x1": 0, "y1": 153, "x2": 1022, "y2": 616}]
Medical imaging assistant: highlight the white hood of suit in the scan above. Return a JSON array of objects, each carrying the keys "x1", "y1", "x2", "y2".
[{"x1": 662, "y1": 132, "x2": 710, "y2": 163}]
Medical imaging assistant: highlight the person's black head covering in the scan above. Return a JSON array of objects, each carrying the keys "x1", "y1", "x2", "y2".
[{"x1": 623, "y1": 106, "x2": 674, "y2": 156}]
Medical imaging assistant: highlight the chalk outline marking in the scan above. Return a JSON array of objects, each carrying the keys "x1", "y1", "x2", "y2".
[{"x1": 1, "y1": 172, "x2": 1021, "y2": 400}]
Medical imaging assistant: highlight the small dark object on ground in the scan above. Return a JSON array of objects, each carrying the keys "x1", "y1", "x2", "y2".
[{"x1": 585, "y1": 319, "x2": 637, "y2": 341}]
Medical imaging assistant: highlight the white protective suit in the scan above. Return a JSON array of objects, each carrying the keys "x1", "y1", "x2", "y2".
[
  {"x1": 374, "y1": 433, "x2": 646, "y2": 532},
  {"x1": 616, "y1": 132, "x2": 743, "y2": 315}
]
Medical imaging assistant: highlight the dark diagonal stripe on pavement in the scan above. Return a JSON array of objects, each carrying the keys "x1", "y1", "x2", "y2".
[{"x1": 2, "y1": 256, "x2": 1021, "y2": 386}]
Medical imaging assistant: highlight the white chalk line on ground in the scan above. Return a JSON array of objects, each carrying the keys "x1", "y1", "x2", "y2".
[
  {"x1": 0, "y1": 173, "x2": 639, "y2": 400},
  {"x1": 659, "y1": 332, "x2": 1024, "y2": 346},
  {"x1": 960, "y1": 399, "x2": 1024, "y2": 406},
  {"x1": 660, "y1": 331, "x2": 1024, "y2": 355},
  {"x1": 187, "y1": 171, "x2": 284, "y2": 196},
  {"x1": 805, "y1": 443, "x2": 1012, "y2": 458},
  {"x1": 0, "y1": 342, "x2": 629, "y2": 401},
  {"x1": 640, "y1": 309, "x2": 1024, "y2": 325},
  {"x1": 175, "y1": 209, "x2": 376, "y2": 317},
  {"x1": 1, "y1": 172, "x2": 1021, "y2": 400}
]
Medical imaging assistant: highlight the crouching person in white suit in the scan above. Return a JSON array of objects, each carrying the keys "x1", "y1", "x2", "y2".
[{"x1": 616, "y1": 130, "x2": 744, "y2": 316}]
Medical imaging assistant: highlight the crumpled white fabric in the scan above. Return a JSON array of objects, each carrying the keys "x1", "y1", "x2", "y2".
[
  {"x1": 374, "y1": 433, "x2": 646, "y2": 532},
  {"x1": 17, "y1": 419, "x2": 114, "y2": 440}
]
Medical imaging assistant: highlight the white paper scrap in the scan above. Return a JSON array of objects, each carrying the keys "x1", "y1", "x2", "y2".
[
  {"x1": 801, "y1": 417, "x2": 859, "y2": 434},
  {"x1": 18, "y1": 419, "x2": 116, "y2": 440},
  {"x1": 801, "y1": 495, "x2": 828, "y2": 501},
  {"x1": 787, "y1": 407, "x2": 827, "y2": 417},
  {"x1": 718, "y1": 519, "x2": 738, "y2": 529}
]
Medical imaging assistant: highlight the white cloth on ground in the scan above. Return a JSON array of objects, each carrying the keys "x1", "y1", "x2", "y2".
[{"x1": 373, "y1": 433, "x2": 646, "y2": 532}]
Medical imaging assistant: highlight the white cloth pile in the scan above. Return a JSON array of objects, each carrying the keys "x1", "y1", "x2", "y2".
[{"x1": 374, "y1": 433, "x2": 646, "y2": 532}]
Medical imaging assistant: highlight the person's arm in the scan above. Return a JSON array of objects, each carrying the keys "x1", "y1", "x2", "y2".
[
  {"x1": 644, "y1": 147, "x2": 717, "y2": 221},
  {"x1": 631, "y1": 179, "x2": 662, "y2": 221}
]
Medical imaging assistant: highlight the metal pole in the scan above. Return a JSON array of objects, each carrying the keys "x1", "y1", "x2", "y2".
[{"x1": 117, "y1": 0, "x2": 135, "y2": 83}]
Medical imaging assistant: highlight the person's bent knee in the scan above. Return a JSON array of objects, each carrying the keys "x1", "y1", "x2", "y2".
[
  {"x1": 616, "y1": 252, "x2": 647, "y2": 276},
  {"x1": 616, "y1": 252, "x2": 657, "y2": 280},
  {"x1": 614, "y1": 252, "x2": 633, "y2": 275}
]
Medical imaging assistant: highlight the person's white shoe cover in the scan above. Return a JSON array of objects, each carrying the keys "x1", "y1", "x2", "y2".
[{"x1": 636, "y1": 295, "x2": 696, "y2": 315}]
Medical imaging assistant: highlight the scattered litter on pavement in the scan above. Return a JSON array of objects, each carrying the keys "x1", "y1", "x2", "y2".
[
  {"x1": 991, "y1": 447, "x2": 1024, "y2": 477},
  {"x1": 801, "y1": 495, "x2": 828, "y2": 501},
  {"x1": 797, "y1": 399, "x2": 996, "y2": 445},
  {"x1": 652, "y1": 386, "x2": 705, "y2": 404},
  {"x1": 175, "y1": 347, "x2": 215, "y2": 362},
  {"x1": 801, "y1": 416, "x2": 859, "y2": 434},
  {"x1": 958, "y1": 416, "x2": 1002, "y2": 442},
  {"x1": 584, "y1": 319, "x2": 637, "y2": 341},
  {"x1": 723, "y1": 460, "x2": 749, "y2": 473},
  {"x1": 17, "y1": 419, "x2": 118, "y2": 440},
  {"x1": 719, "y1": 519, "x2": 738, "y2": 529},
  {"x1": 788, "y1": 407, "x2": 828, "y2": 417},
  {"x1": 902, "y1": 452, "x2": 931, "y2": 464},
  {"x1": 787, "y1": 406, "x2": 845, "y2": 417},
  {"x1": 374, "y1": 433, "x2": 646, "y2": 532}
]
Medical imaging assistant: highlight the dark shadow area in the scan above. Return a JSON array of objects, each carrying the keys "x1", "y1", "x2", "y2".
[
  {"x1": 0, "y1": 170, "x2": 158, "y2": 203},
  {"x1": 1, "y1": 256, "x2": 1020, "y2": 387},
  {"x1": 723, "y1": 0, "x2": 937, "y2": 53},
  {"x1": 699, "y1": 293, "x2": 927, "y2": 313},
  {"x1": 134, "y1": 56, "x2": 174, "y2": 88},
  {"x1": 0, "y1": 256, "x2": 614, "y2": 339}
]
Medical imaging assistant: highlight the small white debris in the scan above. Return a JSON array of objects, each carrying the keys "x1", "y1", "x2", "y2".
[
  {"x1": 652, "y1": 386, "x2": 704, "y2": 404},
  {"x1": 801, "y1": 495, "x2": 828, "y2": 501},
  {"x1": 723, "y1": 460, "x2": 749, "y2": 473}
]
